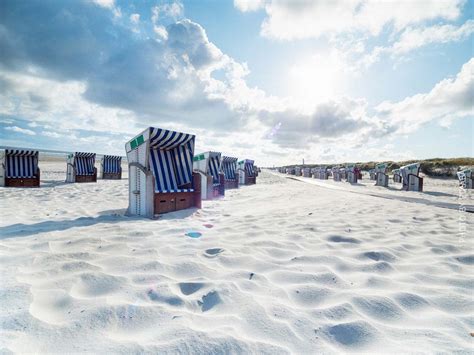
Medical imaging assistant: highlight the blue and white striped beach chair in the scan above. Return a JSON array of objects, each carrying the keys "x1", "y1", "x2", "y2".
[
  {"x1": 125, "y1": 127, "x2": 201, "y2": 217},
  {"x1": 221, "y1": 156, "x2": 238, "y2": 189},
  {"x1": 0, "y1": 149, "x2": 40, "y2": 187},
  {"x1": 238, "y1": 159, "x2": 256, "y2": 185},
  {"x1": 101, "y1": 155, "x2": 122, "y2": 179},
  {"x1": 457, "y1": 169, "x2": 473, "y2": 189},
  {"x1": 66, "y1": 152, "x2": 97, "y2": 183},
  {"x1": 193, "y1": 151, "x2": 225, "y2": 200}
]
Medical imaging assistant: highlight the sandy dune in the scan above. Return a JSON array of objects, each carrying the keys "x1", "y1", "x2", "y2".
[{"x1": 0, "y1": 163, "x2": 473, "y2": 353}]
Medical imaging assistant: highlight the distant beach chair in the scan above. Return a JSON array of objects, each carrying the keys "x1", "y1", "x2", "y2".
[
  {"x1": 369, "y1": 169, "x2": 376, "y2": 180},
  {"x1": 320, "y1": 166, "x2": 328, "y2": 179},
  {"x1": 302, "y1": 167, "x2": 311, "y2": 177},
  {"x1": 221, "y1": 156, "x2": 239, "y2": 189},
  {"x1": 125, "y1": 127, "x2": 201, "y2": 217},
  {"x1": 193, "y1": 151, "x2": 225, "y2": 200},
  {"x1": 457, "y1": 169, "x2": 473, "y2": 189},
  {"x1": 340, "y1": 167, "x2": 347, "y2": 180},
  {"x1": 254, "y1": 165, "x2": 260, "y2": 177},
  {"x1": 287, "y1": 167, "x2": 295, "y2": 175},
  {"x1": 374, "y1": 163, "x2": 389, "y2": 187},
  {"x1": 66, "y1": 152, "x2": 97, "y2": 183},
  {"x1": 400, "y1": 163, "x2": 423, "y2": 191},
  {"x1": 238, "y1": 159, "x2": 256, "y2": 185},
  {"x1": 294, "y1": 166, "x2": 302, "y2": 176},
  {"x1": 332, "y1": 166, "x2": 341, "y2": 181},
  {"x1": 346, "y1": 164, "x2": 358, "y2": 183},
  {"x1": 0, "y1": 149, "x2": 40, "y2": 187},
  {"x1": 393, "y1": 169, "x2": 402, "y2": 183},
  {"x1": 100, "y1": 155, "x2": 122, "y2": 180}
]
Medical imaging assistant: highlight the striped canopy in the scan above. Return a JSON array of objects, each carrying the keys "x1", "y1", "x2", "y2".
[
  {"x1": 207, "y1": 152, "x2": 221, "y2": 184},
  {"x1": 239, "y1": 159, "x2": 254, "y2": 177},
  {"x1": 102, "y1": 155, "x2": 122, "y2": 174},
  {"x1": 75, "y1": 152, "x2": 96, "y2": 175},
  {"x1": 148, "y1": 127, "x2": 195, "y2": 193},
  {"x1": 222, "y1": 156, "x2": 237, "y2": 180},
  {"x1": 5, "y1": 150, "x2": 39, "y2": 178}
]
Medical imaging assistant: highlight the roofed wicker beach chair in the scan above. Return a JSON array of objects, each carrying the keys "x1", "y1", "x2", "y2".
[
  {"x1": 66, "y1": 152, "x2": 97, "y2": 183},
  {"x1": 286, "y1": 167, "x2": 295, "y2": 175},
  {"x1": 457, "y1": 169, "x2": 473, "y2": 189},
  {"x1": 319, "y1": 166, "x2": 328, "y2": 179},
  {"x1": 393, "y1": 168, "x2": 402, "y2": 183},
  {"x1": 340, "y1": 167, "x2": 347, "y2": 180},
  {"x1": 346, "y1": 164, "x2": 358, "y2": 183},
  {"x1": 0, "y1": 149, "x2": 40, "y2": 187},
  {"x1": 400, "y1": 163, "x2": 423, "y2": 191},
  {"x1": 221, "y1": 156, "x2": 239, "y2": 189},
  {"x1": 332, "y1": 166, "x2": 341, "y2": 181},
  {"x1": 238, "y1": 159, "x2": 256, "y2": 185},
  {"x1": 125, "y1": 127, "x2": 201, "y2": 217},
  {"x1": 193, "y1": 151, "x2": 225, "y2": 200},
  {"x1": 374, "y1": 162, "x2": 389, "y2": 187},
  {"x1": 302, "y1": 167, "x2": 311, "y2": 177},
  {"x1": 294, "y1": 166, "x2": 302, "y2": 176},
  {"x1": 369, "y1": 169, "x2": 376, "y2": 180},
  {"x1": 101, "y1": 155, "x2": 122, "y2": 180}
]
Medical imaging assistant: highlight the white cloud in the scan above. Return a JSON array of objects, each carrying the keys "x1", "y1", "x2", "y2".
[
  {"x1": 91, "y1": 0, "x2": 115, "y2": 9},
  {"x1": 233, "y1": 0, "x2": 265, "y2": 12},
  {"x1": 235, "y1": 0, "x2": 465, "y2": 40},
  {"x1": 5, "y1": 126, "x2": 36, "y2": 136},
  {"x1": 376, "y1": 58, "x2": 474, "y2": 133},
  {"x1": 152, "y1": 2, "x2": 184, "y2": 23},
  {"x1": 41, "y1": 131, "x2": 62, "y2": 138},
  {"x1": 130, "y1": 13, "x2": 140, "y2": 24},
  {"x1": 361, "y1": 20, "x2": 474, "y2": 67}
]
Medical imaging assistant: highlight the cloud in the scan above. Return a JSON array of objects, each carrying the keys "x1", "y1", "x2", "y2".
[
  {"x1": 375, "y1": 58, "x2": 474, "y2": 133},
  {"x1": 361, "y1": 20, "x2": 474, "y2": 67},
  {"x1": 235, "y1": 0, "x2": 465, "y2": 40},
  {"x1": 152, "y1": 2, "x2": 184, "y2": 22},
  {"x1": 5, "y1": 126, "x2": 36, "y2": 135},
  {"x1": 233, "y1": 0, "x2": 265, "y2": 12}
]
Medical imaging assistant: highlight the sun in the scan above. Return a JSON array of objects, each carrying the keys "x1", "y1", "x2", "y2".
[{"x1": 288, "y1": 52, "x2": 345, "y2": 110}]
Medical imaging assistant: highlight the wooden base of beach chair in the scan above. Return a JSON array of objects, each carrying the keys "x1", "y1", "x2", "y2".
[
  {"x1": 5, "y1": 174, "x2": 40, "y2": 188},
  {"x1": 102, "y1": 172, "x2": 122, "y2": 180},
  {"x1": 224, "y1": 179, "x2": 238, "y2": 189},
  {"x1": 153, "y1": 173, "x2": 202, "y2": 215},
  {"x1": 246, "y1": 176, "x2": 256, "y2": 185},
  {"x1": 76, "y1": 174, "x2": 97, "y2": 183}
]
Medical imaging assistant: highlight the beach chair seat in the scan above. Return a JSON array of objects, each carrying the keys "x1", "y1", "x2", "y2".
[
  {"x1": 457, "y1": 169, "x2": 473, "y2": 189},
  {"x1": 400, "y1": 163, "x2": 423, "y2": 191},
  {"x1": 393, "y1": 169, "x2": 402, "y2": 183},
  {"x1": 125, "y1": 127, "x2": 201, "y2": 217},
  {"x1": 101, "y1": 155, "x2": 122, "y2": 179},
  {"x1": 302, "y1": 168, "x2": 311, "y2": 177},
  {"x1": 1, "y1": 149, "x2": 40, "y2": 187},
  {"x1": 66, "y1": 152, "x2": 97, "y2": 183}
]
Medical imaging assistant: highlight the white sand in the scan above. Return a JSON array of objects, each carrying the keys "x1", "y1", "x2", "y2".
[{"x1": 1, "y1": 163, "x2": 473, "y2": 353}]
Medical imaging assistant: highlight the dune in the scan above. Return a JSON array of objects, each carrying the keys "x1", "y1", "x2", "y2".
[{"x1": 0, "y1": 162, "x2": 473, "y2": 353}]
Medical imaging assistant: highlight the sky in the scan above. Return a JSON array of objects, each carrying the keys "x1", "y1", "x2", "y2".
[{"x1": 0, "y1": 0, "x2": 473, "y2": 166}]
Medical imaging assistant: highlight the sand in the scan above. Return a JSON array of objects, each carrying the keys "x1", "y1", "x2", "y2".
[{"x1": 0, "y1": 162, "x2": 473, "y2": 353}]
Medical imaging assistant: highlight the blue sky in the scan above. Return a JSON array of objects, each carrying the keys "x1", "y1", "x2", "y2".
[{"x1": 0, "y1": 0, "x2": 472, "y2": 165}]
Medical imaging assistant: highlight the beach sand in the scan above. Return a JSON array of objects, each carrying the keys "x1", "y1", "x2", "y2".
[{"x1": 0, "y1": 163, "x2": 473, "y2": 353}]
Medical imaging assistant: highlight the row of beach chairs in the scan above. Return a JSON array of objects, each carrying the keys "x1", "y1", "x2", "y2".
[
  {"x1": 0, "y1": 126, "x2": 258, "y2": 218},
  {"x1": 279, "y1": 163, "x2": 472, "y2": 192}
]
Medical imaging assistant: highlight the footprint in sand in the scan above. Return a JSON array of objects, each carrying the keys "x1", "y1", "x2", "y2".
[
  {"x1": 204, "y1": 248, "x2": 224, "y2": 258},
  {"x1": 328, "y1": 235, "x2": 360, "y2": 244},
  {"x1": 179, "y1": 282, "x2": 205, "y2": 295},
  {"x1": 197, "y1": 291, "x2": 221, "y2": 312}
]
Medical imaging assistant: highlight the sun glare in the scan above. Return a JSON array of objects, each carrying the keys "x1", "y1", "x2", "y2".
[{"x1": 288, "y1": 52, "x2": 344, "y2": 110}]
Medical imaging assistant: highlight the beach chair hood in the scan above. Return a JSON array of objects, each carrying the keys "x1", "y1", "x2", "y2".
[
  {"x1": 102, "y1": 155, "x2": 122, "y2": 174},
  {"x1": 193, "y1": 151, "x2": 222, "y2": 184},
  {"x1": 74, "y1": 152, "x2": 96, "y2": 175},
  {"x1": 221, "y1": 156, "x2": 238, "y2": 180},
  {"x1": 5, "y1": 150, "x2": 39, "y2": 178}
]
